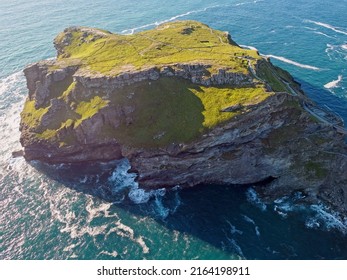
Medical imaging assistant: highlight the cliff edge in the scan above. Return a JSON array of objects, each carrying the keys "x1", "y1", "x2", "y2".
[{"x1": 20, "y1": 21, "x2": 347, "y2": 214}]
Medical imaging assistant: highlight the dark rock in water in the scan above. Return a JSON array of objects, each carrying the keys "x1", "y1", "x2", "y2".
[
  {"x1": 12, "y1": 150, "x2": 24, "y2": 158},
  {"x1": 19, "y1": 20, "x2": 347, "y2": 215}
]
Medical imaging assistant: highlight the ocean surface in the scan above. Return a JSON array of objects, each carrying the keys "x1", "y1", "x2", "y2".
[{"x1": 0, "y1": 0, "x2": 347, "y2": 260}]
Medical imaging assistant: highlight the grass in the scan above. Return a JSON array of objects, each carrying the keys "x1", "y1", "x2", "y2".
[
  {"x1": 21, "y1": 100, "x2": 49, "y2": 128},
  {"x1": 256, "y1": 60, "x2": 289, "y2": 92},
  {"x1": 74, "y1": 96, "x2": 109, "y2": 126},
  {"x1": 102, "y1": 77, "x2": 269, "y2": 147},
  {"x1": 54, "y1": 21, "x2": 261, "y2": 76},
  {"x1": 23, "y1": 21, "x2": 282, "y2": 147}
]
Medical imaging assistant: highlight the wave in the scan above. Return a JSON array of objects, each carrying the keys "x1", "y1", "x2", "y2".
[
  {"x1": 108, "y1": 159, "x2": 181, "y2": 219},
  {"x1": 242, "y1": 215, "x2": 260, "y2": 237},
  {"x1": 226, "y1": 220, "x2": 243, "y2": 235},
  {"x1": 240, "y1": 44, "x2": 258, "y2": 51},
  {"x1": 0, "y1": 71, "x2": 26, "y2": 107},
  {"x1": 97, "y1": 250, "x2": 119, "y2": 258},
  {"x1": 313, "y1": 31, "x2": 336, "y2": 39},
  {"x1": 236, "y1": 0, "x2": 264, "y2": 6},
  {"x1": 226, "y1": 237, "x2": 245, "y2": 259},
  {"x1": 121, "y1": 5, "x2": 221, "y2": 35},
  {"x1": 106, "y1": 220, "x2": 150, "y2": 254},
  {"x1": 264, "y1": 54, "x2": 321, "y2": 71},
  {"x1": 324, "y1": 75, "x2": 343, "y2": 89},
  {"x1": 305, "y1": 204, "x2": 347, "y2": 234},
  {"x1": 121, "y1": 0, "x2": 265, "y2": 35},
  {"x1": 246, "y1": 187, "x2": 267, "y2": 211},
  {"x1": 273, "y1": 193, "x2": 347, "y2": 234},
  {"x1": 304, "y1": 20, "x2": 347, "y2": 36}
]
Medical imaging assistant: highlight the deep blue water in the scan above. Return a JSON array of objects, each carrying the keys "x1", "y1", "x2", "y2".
[{"x1": 0, "y1": 0, "x2": 347, "y2": 259}]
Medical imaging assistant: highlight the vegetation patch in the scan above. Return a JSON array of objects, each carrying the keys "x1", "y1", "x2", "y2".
[
  {"x1": 74, "y1": 96, "x2": 109, "y2": 126},
  {"x1": 257, "y1": 60, "x2": 291, "y2": 92},
  {"x1": 21, "y1": 100, "x2": 49, "y2": 128},
  {"x1": 104, "y1": 77, "x2": 269, "y2": 147},
  {"x1": 305, "y1": 161, "x2": 328, "y2": 179},
  {"x1": 54, "y1": 21, "x2": 261, "y2": 76}
]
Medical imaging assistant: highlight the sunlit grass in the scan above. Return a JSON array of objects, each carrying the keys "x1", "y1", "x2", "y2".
[
  {"x1": 55, "y1": 21, "x2": 261, "y2": 75},
  {"x1": 23, "y1": 21, "x2": 278, "y2": 147}
]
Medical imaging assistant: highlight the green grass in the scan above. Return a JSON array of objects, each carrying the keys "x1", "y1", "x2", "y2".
[
  {"x1": 74, "y1": 95, "x2": 109, "y2": 126},
  {"x1": 256, "y1": 60, "x2": 289, "y2": 92},
  {"x1": 54, "y1": 21, "x2": 261, "y2": 76},
  {"x1": 102, "y1": 77, "x2": 269, "y2": 147},
  {"x1": 21, "y1": 100, "x2": 49, "y2": 128},
  {"x1": 193, "y1": 85, "x2": 269, "y2": 128},
  {"x1": 23, "y1": 21, "x2": 282, "y2": 148}
]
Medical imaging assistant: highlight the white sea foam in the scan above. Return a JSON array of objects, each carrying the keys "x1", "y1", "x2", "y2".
[
  {"x1": 63, "y1": 244, "x2": 77, "y2": 252},
  {"x1": 273, "y1": 194, "x2": 347, "y2": 235},
  {"x1": 108, "y1": 159, "x2": 138, "y2": 193},
  {"x1": 313, "y1": 31, "x2": 335, "y2": 39},
  {"x1": 324, "y1": 75, "x2": 343, "y2": 89},
  {"x1": 246, "y1": 187, "x2": 267, "y2": 211},
  {"x1": 170, "y1": 191, "x2": 182, "y2": 214},
  {"x1": 242, "y1": 214, "x2": 255, "y2": 224},
  {"x1": 242, "y1": 215, "x2": 260, "y2": 237},
  {"x1": 107, "y1": 220, "x2": 150, "y2": 254},
  {"x1": 98, "y1": 250, "x2": 118, "y2": 258},
  {"x1": 128, "y1": 188, "x2": 152, "y2": 204},
  {"x1": 264, "y1": 54, "x2": 321, "y2": 70},
  {"x1": 306, "y1": 204, "x2": 347, "y2": 234},
  {"x1": 226, "y1": 237, "x2": 245, "y2": 259},
  {"x1": 240, "y1": 44, "x2": 258, "y2": 51},
  {"x1": 153, "y1": 188, "x2": 170, "y2": 219},
  {"x1": 304, "y1": 27, "x2": 317, "y2": 31},
  {"x1": 109, "y1": 159, "x2": 175, "y2": 219},
  {"x1": 0, "y1": 71, "x2": 25, "y2": 99},
  {"x1": 341, "y1": 44, "x2": 347, "y2": 50},
  {"x1": 85, "y1": 198, "x2": 117, "y2": 223},
  {"x1": 304, "y1": 20, "x2": 347, "y2": 36},
  {"x1": 122, "y1": 0, "x2": 264, "y2": 35},
  {"x1": 226, "y1": 220, "x2": 243, "y2": 235},
  {"x1": 121, "y1": 5, "x2": 221, "y2": 35}
]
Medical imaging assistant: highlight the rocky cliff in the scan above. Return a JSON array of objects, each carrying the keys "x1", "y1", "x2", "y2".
[{"x1": 20, "y1": 21, "x2": 347, "y2": 214}]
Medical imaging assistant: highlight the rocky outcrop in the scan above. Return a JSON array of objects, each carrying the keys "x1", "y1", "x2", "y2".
[
  {"x1": 74, "y1": 63, "x2": 254, "y2": 91},
  {"x1": 19, "y1": 21, "x2": 347, "y2": 215}
]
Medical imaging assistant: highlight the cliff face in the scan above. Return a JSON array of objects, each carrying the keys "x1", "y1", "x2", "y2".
[{"x1": 20, "y1": 21, "x2": 347, "y2": 214}]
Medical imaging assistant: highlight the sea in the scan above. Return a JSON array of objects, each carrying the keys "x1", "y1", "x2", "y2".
[{"x1": 0, "y1": 0, "x2": 347, "y2": 260}]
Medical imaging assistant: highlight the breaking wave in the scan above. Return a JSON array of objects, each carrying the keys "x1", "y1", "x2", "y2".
[
  {"x1": 304, "y1": 20, "x2": 347, "y2": 36},
  {"x1": 264, "y1": 54, "x2": 321, "y2": 70},
  {"x1": 246, "y1": 187, "x2": 267, "y2": 211},
  {"x1": 121, "y1": 5, "x2": 221, "y2": 35},
  {"x1": 273, "y1": 193, "x2": 347, "y2": 235},
  {"x1": 240, "y1": 44, "x2": 258, "y2": 51},
  {"x1": 313, "y1": 31, "x2": 336, "y2": 39},
  {"x1": 324, "y1": 75, "x2": 343, "y2": 89},
  {"x1": 108, "y1": 159, "x2": 181, "y2": 219},
  {"x1": 242, "y1": 215, "x2": 260, "y2": 237}
]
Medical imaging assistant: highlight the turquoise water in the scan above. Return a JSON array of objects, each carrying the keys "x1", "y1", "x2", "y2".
[{"x1": 1, "y1": 0, "x2": 347, "y2": 259}]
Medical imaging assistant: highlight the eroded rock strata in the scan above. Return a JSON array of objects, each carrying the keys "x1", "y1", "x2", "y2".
[{"x1": 20, "y1": 21, "x2": 347, "y2": 213}]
